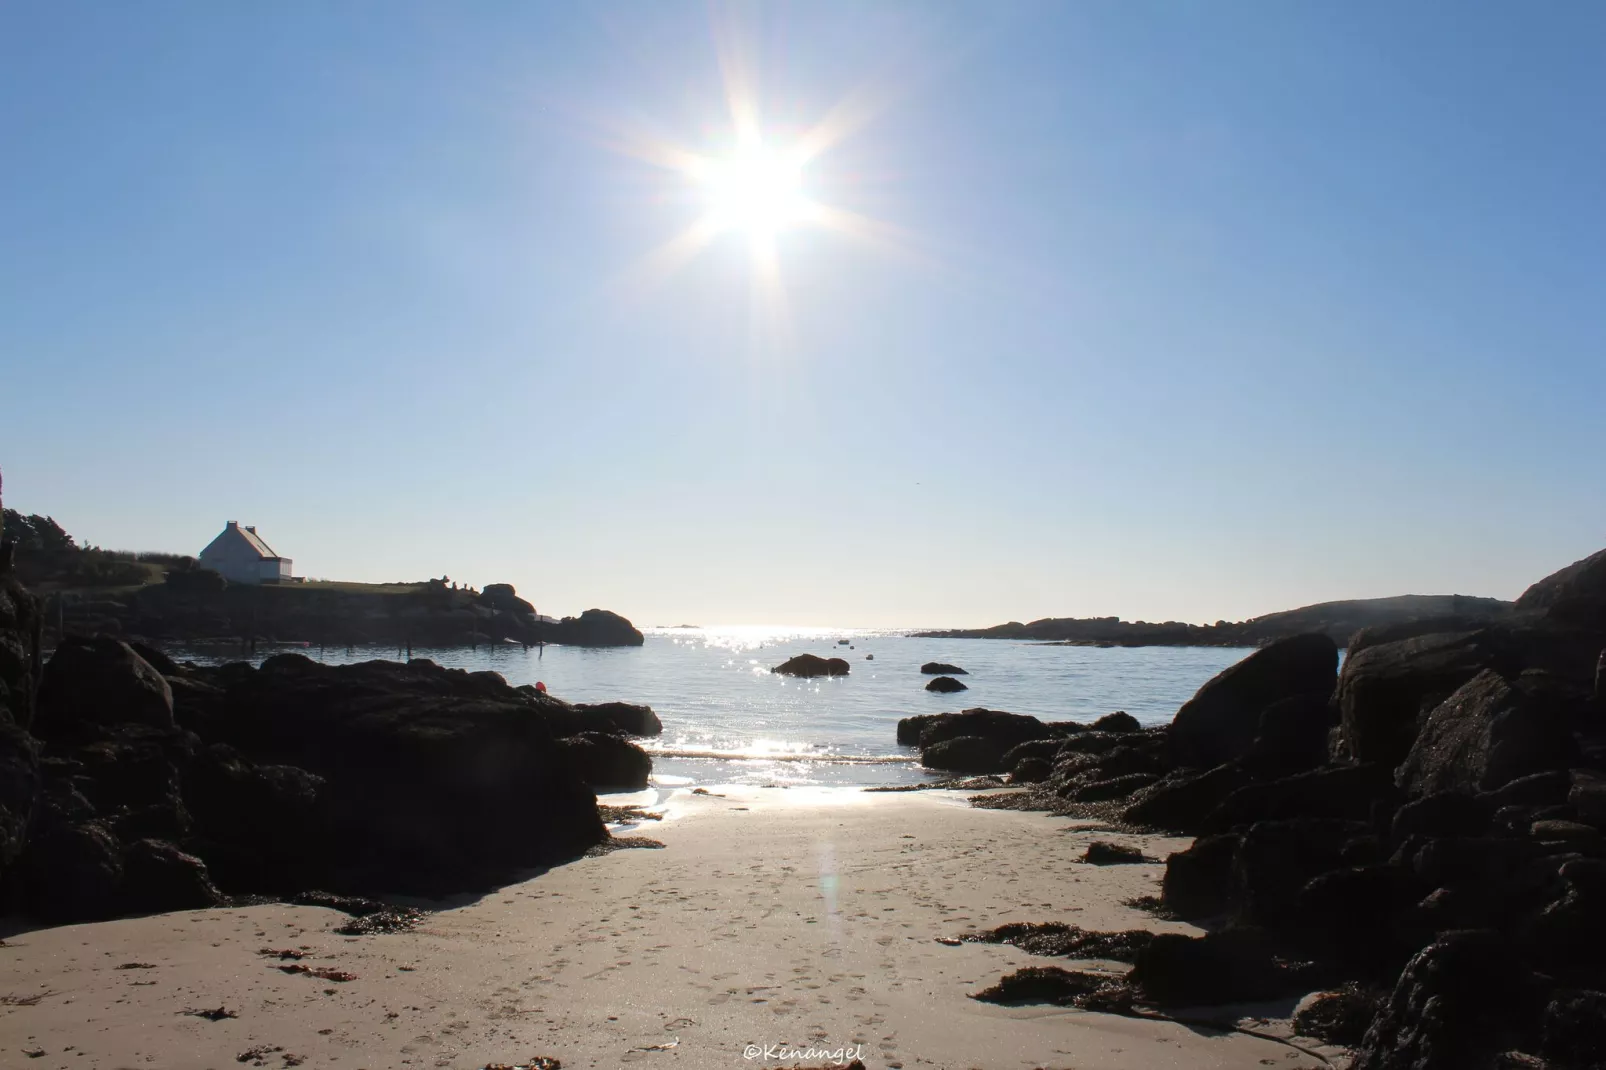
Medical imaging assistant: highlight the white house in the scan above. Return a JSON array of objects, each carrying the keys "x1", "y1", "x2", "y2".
[{"x1": 198, "y1": 521, "x2": 293, "y2": 584}]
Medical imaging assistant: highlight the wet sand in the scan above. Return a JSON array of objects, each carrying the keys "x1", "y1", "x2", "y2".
[{"x1": 0, "y1": 787, "x2": 1339, "y2": 1069}]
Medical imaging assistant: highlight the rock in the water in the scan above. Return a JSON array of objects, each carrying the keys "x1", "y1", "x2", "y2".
[
  {"x1": 920, "y1": 662, "x2": 967, "y2": 675},
  {"x1": 921, "y1": 735, "x2": 1006, "y2": 775},
  {"x1": 771, "y1": 654, "x2": 850, "y2": 678},
  {"x1": 558, "y1": 731, "x2": 652, "y2": 791},
  {"x1": 571, "y1": 701, "x2": 662, "y2": 737},
  {"x1": 911, "y1": 709, "x2": 1052, "y2": 750},
  {"x1": 540, "y1": 608, "x2": 645, "y2": 647},
  {"x1": 1170, "y1": 634, "x2": 1338, "y2": 768},
  {"x1": 34, "y1": 636, "x2": 175, "y2": 739},
  {"x1": 925, "y1": 676, "x2": 968, "y2": 693},
  {"x1": 1396, "y1": 669, "x2": 1578, "y2": 796}
]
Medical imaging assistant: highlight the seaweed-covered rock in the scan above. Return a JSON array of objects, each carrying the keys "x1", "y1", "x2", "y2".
[
  {"x1": 1124, "y1": 763, "x2": 1255, "y2": 834},
  {"x1": 925, "y1": 676, "x2": 968, "y2": 693},
  {"x1": 119, "y1": 837, "x2": 224, "y2": 914},
  {"x1": 1294, "y1": 985, "x2": 1386, "y2": 1047},
  {"x1": 913, "y1": 709, "x2": 1052, "y2": 750},
  {"x1": 920, "y1": 662, "x2": 967, "y2": 675},
  {"x1": 558, "y1": 731, "x2": 652, "y2": 790},
  {"x1": 1091, "y1": 711, "x2": 1141, "y2": 734},
  {"x1": 1131, "y1": 928, "x2": 1298, "y2": 1006}
]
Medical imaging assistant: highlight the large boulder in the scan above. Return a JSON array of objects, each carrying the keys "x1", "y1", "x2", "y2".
[
  {"x1": 922, "y1": 735, "x2": 1006, "y2": 774},
  {"x1": 0, "y1": 574, "x2": 43, "y2": 729},
  {"x1": 1131, "y1": 928, "x2": 1296, "y2": 1006},
  {"x1": 1203, "y1": 763, "x2": 1397, "y2": 834},
  {"x1": 1396, "y1": 669, "x2": 1578, "y2": 797},
  {"x1": 1170, "y1": 634, "x2": 1338, "y2": 768},
  {"x1": 920, "y1": 662, "x2": 967, "y2": 675},
  {"x1": 772, "y1": 654, "x2": 850, "y2": 678},
  {"x1": 1160, "y1": 833, "x2": 1241, "y2": 918},
  {"x1": 119, "y1": 838, "x2": 224, "y2": 914},
  {"x1": 0, "y1": 724, "x2": 38, "y2": 874},
  {"x1": 913, "y1": 709, "x2": 1052, "y2": 750},
  {"x1": 570, "y1": 701, "x2": 662, "y2": 737},
  {"x1": 34, "y1": 635, "x2": 175, "y2": 739},
  {"x1": 1123, "y1": 763, "x2": 1255, "y2": 834},
  {"x1": 1334, "y1": 630, "x2": 1515, "y2": 768},
  {"x1": 1351, "y1": 930, "x2": 1541, "y2": 1070},
  {"x1": 925, "y1": 676, "x2": 968, "y2": 693},
  {"x1": 541, "y1": 609, "x2": 645, "y2": 647},
  {"x1": 1516, "y1": 546, "x2": 1606, "y2": 631},
  {"x1": 558, "y1": 731, "x2": 652, "y2": 790}
]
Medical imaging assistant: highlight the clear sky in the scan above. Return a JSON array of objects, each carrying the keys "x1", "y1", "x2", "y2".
[{"x1": 2, "y1": 2, "x2": 1603, "y2": 628}]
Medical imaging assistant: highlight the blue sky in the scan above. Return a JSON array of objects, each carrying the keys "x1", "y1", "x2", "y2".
[{"x1": 2, "y1": 2, "x2": 1603, "y2": 627}]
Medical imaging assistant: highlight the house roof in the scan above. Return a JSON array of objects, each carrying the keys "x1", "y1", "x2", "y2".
[{"x1": 202, "y1": 522, "x2": 285, "y2": 561}]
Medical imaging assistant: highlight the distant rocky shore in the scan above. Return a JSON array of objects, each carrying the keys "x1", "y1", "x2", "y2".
[
  {"x1": 901, "y1": 546, "x2": 1606, "y2": 1068},
  {"x1": 914, "y1": 593, "x2": 1513, "y2": 648}
]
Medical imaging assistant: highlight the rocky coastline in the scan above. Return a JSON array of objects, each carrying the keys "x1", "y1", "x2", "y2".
[
  {"x1": 899, "y1": 546, "x2": 1606, "y2": 1068},
  {"x1": 914, "y1": 592, "x2": 1514, "y2": 648},
  {"x1": 0, "y1": 536, "x2": 659, "y2": 923}
]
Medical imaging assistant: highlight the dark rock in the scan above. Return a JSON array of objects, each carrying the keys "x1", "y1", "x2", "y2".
[
  {"x1": 1250, "y1": 692, "x2": 1337, "y2": 773},
  {"x1": 570, "y1": 702, "x2": 662, "y2": 737},
  {"x1": 1055, "y1": 730, "x2": 1128, "y2": 756},
  {"x1": 965, "y1": 921, "x2": 1154, "y2": 962},
  {"x1": 1531, "y1": 819, "x2": 1600, "y2": 846},
  {"x1": 1299, "y1": 864, "x2": 1429, "y2": 970},
  {"x1": 1517, "y1": 546, "x2": 1606, "y2": 631},
  {"x1": 1541, "y1": 989, "x2": 1606, "y2": 1069},
  {"x1": 0, "y1": 723, "x2": 38, "y2": 873},
  {"x1": 1392, "y1": 792, "x2": 1493, "y2": 842},
  {"x1": 771, "y1": 654, "x2": 850, "y2": 678},
  {"x1": 34, "y1": 635, "x2": 175, "y2": 739},
  {"x1": 925, "y1": 676, "x2": 968, "y2": 693},
  {"x1": 125, "y1": 640, "x2": 180, "y2": 677},
  {"x1": 1131, "y1": 928, "x2": 1300, "y2": 1006},
  {"x1": 1091, "y1": 711, "x2": 1141, "y2": 734},
  {"x1": 1170, "y1": 634, "x2": 1338, "y2": 768},
  {"x1": 914, "y1": 709, "x2": 1052, "y2": 751},
  {"x1": 1570, "y1": 771, "x2": 1606, "y2": 828},
  {"x1": 1008, "y1": 757, "x2": 1053, "y2": 784},
  {"x1": 1294, "y1": 985, "x2": 1386, "y2": 1047},
  {"x1": 1205, "y1": 763, "x2": 1397, "y2": 834},
  {"x1": 540, "y1": 608, "x2": 644, "y2": 647},
  {"x1": 1161, "y1": 833, "x2": 1241, "y2": 919},
  {"x1": 479, "y1": 583, "x2": 536, "y2": 616},
  {"x1": 920, "y1": 662, "x2": 967, "y2": 675},
  {"x1": 1070, "y1": 773, "x2": 1160, "y2": 802},
  {"x1": 1487, "y1": 770, "x2": 1574, "y2": 810},
  {"x1": 120, "y1": 838, "x2": 224, "y2": 914},
  {"x1": 1397, "y1": 670, "x2": 1579, "y2": 797},
  {"x1": 999, "y1": 738, "x2": 1065, "y2": 769},
  {"x1": 1082, "y1": 841, "x2": 1147, "y2": 865},
  {"x1": 921, "y1": 735, "x2": 1006, "y2": 775},
  {"x1": 557, "y1": 732, "x2": 652, "y2": 791},
  {"x1": 1123, "y1": 763, "x2": 1255, "y2": 834},
  {"x1": 17, "y1": 819, "x2": 122, "y2": 921},
  {"x1": 1335, "y1": 629, "x2": 1514, "y2": 768},
  {"x1": 971, "y1": 965, "x2": 1134, "y2": 1012},
  {"x1": 1231, "y1": 817, "x2": 1368, "y2": 928},
  {"x1": 1351, "y1": 930, "x2": 1543, "y2": 1070},
  {"x1": 181, "y1": 744, "x2": 324, "y2": 894}
]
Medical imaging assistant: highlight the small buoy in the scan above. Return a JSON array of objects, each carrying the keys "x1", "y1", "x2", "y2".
[{"x1": 535, "y1": 681, "x2": 548, "y2": 693}]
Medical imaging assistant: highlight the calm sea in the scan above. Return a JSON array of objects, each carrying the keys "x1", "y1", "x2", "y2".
[{"x1": 166, "y1": 627, "x2": 1254, "y2": 788}]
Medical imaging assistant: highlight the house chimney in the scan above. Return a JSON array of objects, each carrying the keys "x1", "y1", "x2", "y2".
[
  {"x1": 227, "y1": 521, "x2": 238, "y2": 528},
  {"x1": 246, "y1": 526, "x2": 256, "y2": 533}
]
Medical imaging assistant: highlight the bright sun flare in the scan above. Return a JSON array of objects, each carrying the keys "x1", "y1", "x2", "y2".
[{"x1": 699, "y1": 149, "x2": 807, "y2": 234}]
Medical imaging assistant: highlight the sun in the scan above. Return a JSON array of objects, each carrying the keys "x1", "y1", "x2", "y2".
[{"x1": 698, "y1": 148, "x2": 807, "y2": 235}]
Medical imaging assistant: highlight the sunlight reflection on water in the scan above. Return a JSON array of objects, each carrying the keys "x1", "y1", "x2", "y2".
[{"x1": 169, "y1": 626, "x2": 1254, "y2": 787}]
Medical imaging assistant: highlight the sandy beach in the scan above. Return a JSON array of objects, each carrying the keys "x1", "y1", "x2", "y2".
[{"x1": 0, "y1": 787, "x2": 1339, "y2": 1070}]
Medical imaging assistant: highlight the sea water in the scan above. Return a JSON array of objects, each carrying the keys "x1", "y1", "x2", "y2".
[{"x1": 167, "y1": 626, "x2": 1254, "y2": 788}]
